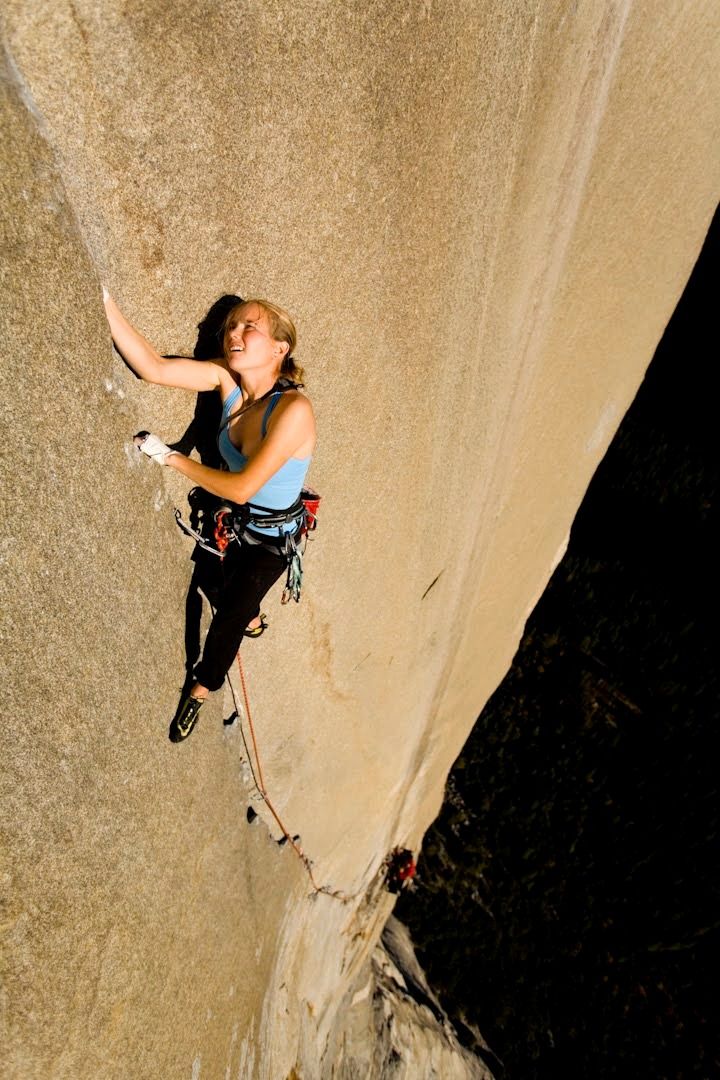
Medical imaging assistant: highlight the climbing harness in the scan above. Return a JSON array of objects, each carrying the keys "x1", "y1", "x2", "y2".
[{"x1": 175, "y1": 487, "x2": 321, "y2": 604}]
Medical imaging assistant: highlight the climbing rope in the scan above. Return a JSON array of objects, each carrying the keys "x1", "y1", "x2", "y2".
[{"x1": 227, "y1": 653, "x2": 353, "y2": 903}]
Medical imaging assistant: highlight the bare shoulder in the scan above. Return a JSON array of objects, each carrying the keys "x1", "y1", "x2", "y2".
[
  {"x1": 276, "y1": 389, "x2": 315, "y2": 426},
  {"x1": 283, "y1": 387, "x2": 314, "y2": 410},
  {"x1": 267, "y1": 391, "x2": 316, "y2": 461}
]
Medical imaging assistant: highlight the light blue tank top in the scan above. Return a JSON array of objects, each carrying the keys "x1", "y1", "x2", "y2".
[{"x1": 218, "y1": 385, "x2": 311, "y2": 535}]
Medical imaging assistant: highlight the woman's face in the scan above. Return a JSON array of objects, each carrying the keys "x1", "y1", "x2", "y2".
[{"x1": 226, "y1": 304, "x2": 286, "y2": 375}]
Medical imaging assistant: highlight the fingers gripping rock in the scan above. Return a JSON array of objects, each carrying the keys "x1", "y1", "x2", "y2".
[{"x1": 134, "y1": 431, "x2": 173, "y2": 465}]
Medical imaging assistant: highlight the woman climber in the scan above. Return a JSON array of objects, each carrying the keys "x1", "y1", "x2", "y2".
[{"x1": 103, "y1": 289, "x2": 316, "y2": 742}]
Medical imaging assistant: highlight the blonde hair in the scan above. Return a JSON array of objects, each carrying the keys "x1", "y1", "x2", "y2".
[{"x1": 223, "y1": 298, "x2": 305, "y2": 384}]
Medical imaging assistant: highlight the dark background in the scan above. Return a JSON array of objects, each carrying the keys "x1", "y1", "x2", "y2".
[{"x1": 397, "y1": 205, "x2": 719, "y2": 1080}]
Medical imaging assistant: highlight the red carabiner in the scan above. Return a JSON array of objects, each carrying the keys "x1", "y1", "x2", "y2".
[{"x1": 214, "y1": 508, "x2": 233, "y2": 554}]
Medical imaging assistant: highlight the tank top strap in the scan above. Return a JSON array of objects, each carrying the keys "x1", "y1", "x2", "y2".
[
  {"x1": 223, "y1": 385, "x2": 242, "y2": 413},
  {"x1": 261, "y1": 392, "x2": 282, "y2": 438}
]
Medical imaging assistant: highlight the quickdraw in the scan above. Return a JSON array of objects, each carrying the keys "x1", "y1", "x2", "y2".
[{"x1": 174, "y1": 508, "x2": 224, "y2": 557}]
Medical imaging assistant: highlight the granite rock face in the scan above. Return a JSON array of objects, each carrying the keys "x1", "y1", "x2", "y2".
[
  {"x1": 1, "y1": 2, "x2": 718, "y2": 1077},
  {"x1": 330, "y1": 916, "x2": 492, "y2": 1079}
]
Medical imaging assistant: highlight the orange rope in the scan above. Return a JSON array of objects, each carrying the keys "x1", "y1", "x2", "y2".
[
  {"x1": 236, "y1": 653, "x2": 268, "y2": 795},
  {"x1": 233, "y1": 653, "x2": 352, "y2": 903}
]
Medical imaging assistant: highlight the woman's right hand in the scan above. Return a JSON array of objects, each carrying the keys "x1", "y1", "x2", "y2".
[{"x1": 133, "y1": 431, "x2": 175, "y2": 465}]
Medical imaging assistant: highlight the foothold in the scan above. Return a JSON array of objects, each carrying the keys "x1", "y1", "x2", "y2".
[
  {"x1": 277, "y1": 833, "x2": 301, "y2": 847},
  {"x1": 123, "y1": 443, "x2": 144, "y2": 469},
  {"x1": 246, "y1": 806, "x2": 258, "y2": 824},
  {"x1": 103, "y1": 377, "x2": 125, "y2": 400},
  {"x1": 224, "y1": 710, "x2": 238, "y2": 727}
]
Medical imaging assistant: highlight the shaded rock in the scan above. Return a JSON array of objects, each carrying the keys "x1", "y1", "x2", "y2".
[{"x1": 330, "y1": 916, "x2": 492, "y2": 1079}]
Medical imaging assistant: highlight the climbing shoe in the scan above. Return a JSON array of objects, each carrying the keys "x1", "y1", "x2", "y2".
[
  {"x1": 244, "y1": 612, "x2": 268, "y2": 639},
  {"x1": 170, "y1": 694, "x2": 205, "y2": 743}
]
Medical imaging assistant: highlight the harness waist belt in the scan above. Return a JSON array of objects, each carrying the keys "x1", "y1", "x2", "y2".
[{"x1": 229, "y1": 496, "x2": 305, "y2": 532}]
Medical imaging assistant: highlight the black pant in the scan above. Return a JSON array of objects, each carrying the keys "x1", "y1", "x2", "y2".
[{"x1": 193, "y1": 536, "x2": 286, "y2": 691}]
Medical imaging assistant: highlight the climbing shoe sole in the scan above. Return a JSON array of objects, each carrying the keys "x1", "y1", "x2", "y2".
[{"x1": 170, "y1": 695, "x2": 205, "y2": 743}]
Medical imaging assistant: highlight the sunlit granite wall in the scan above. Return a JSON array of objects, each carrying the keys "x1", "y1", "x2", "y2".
[{"x1": 2, "y1": 1, "x2": 717, "y2": 1076}]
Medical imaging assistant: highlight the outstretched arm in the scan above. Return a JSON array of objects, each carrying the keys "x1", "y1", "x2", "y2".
[{"x1": 103, "y1": 288, "x2": 226, "y2": 392}]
